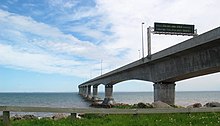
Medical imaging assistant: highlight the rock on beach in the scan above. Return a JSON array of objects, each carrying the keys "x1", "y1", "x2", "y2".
[
  {"x1": 52, "y1": 113, "x2": 68, "y2": 120},
  {"x1": 11, "y1": 114, "x2": 37, "y2": 121},
  {"x1": 152, "y1": 101, "x2": 172, "y2": 108},
  {"x1": 187, "y1": 103, "x2": 202, "y2": 108},
  {"x1": 204, "y1": 102, "x2": 220, "y2": 107}
]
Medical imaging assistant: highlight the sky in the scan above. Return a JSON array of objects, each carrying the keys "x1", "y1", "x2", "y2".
[{"x1": 0, "y1": 0, "x2": 220, "y2": 92}]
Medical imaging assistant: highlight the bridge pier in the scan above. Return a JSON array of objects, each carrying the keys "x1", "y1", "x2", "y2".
[
  {"x1": 154, "y1": 82, "x2": 176, "y2": 105},
  {"x1": 102, "y1": 84, "x2": 115, "y2": 105},
  {"x1": 82, "y1": 86, "x2": 88, "y2": 98},
  {"x1": 78, "y1": 87, "x2": 82, "y2": 95},
  {"x1": 86, "y1": 85, "x2": 92, "y2": 100},
  {"x1": 92, "y1": 85, "x2": 99, "y2": 101}
]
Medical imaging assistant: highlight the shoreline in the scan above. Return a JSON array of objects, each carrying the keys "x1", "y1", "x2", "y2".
[{"x1": 1, "y1": 101, "x2": 220, "y2": 118}]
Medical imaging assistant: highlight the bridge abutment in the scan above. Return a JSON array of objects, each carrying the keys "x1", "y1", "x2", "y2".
[
  {"x1": 102, "y1": 84, "x2": 115, "y2": 105},
  {"x1": 154, "y1": 82, "x2": 176, "y2": 105},
  {"x1": 92, "y1": 85, "x2": 99, "y2": 101}
]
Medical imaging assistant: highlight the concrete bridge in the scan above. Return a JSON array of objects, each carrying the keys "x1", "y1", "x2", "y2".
[{"x1": 78, "y1": 27, "x2": 220, "y2": 105}]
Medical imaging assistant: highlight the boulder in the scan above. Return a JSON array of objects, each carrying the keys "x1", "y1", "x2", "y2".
[
  {"x1": 90, "y1": 102, "x2": 111, "y2": 108},
  {"x1": 86, "y1": 95, "x2": 93, "y2": 101},
  {"x1": 136, "y1": 103, "x2": 153, "y2": 108},
  {"x1": 204, "y1": 102, "x2": 220, "y2": 107},
  {"x1": 67, "y1": 113, "x2": 82, "y2": 119},
  {"x1": 22, "y1": 115, "x2": 37, "y2": 120},
  {"x1": 132, "y1": 104, "x2": 138, "y2": 108},
  {"x1": 194, "y1": 103, "x2": 202, "y2": 108},
  {"x1": 77, "y1": 113, "x2": 85, "y2": 119},
  {"x1": 187, "y1": 103, "x2": 202, "y2": 108},
  {"x1": 92, "y1": 97, "x2": 103, "y2": 102},
  {"x1": 90, "y1": 102, "x2": 102, "y2": 108},
  {"x1": 145, "y1": 103, "x2": 153, "y2": 108},
  {"x1": 137, "y1": 102, "x2": 147, "y2": 108},
  {"x1": 12, "y1": 114, "x2": 23, "y2": 121},
  {"x1": 52, "y1": 113, "x2": 68, "y2": 120},
  {"x1": 152, "y1": 101, "x2": 172, "y2": 108}
]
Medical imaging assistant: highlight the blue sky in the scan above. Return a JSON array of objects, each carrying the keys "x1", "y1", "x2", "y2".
[{"x1": 0, "y1": 0, "x2": 220, "y2": 92}]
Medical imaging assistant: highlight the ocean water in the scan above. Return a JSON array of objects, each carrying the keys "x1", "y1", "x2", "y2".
[
  {"x1": 0, "y1": 93, "x2": 90, "y2": 108},
  {"x1": 0, "y1": 91, "x2": 220, "y2": 116}
]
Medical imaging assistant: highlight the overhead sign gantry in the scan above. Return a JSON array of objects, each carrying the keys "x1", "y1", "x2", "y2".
[
  {"x1": 154, "y1": 22, "x2": 195, "y2": 35},
  {"x1": 147, "y1": 22, "x2": 198, "y2": 58}
]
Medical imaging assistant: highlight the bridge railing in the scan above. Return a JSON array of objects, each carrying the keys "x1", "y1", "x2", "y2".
[{"x1": 1, "y1": 106, "x2": 220, "y2": 126}]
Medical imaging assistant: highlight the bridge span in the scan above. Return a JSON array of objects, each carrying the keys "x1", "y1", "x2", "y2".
[{"x1": 78, "y1": 27, "x2": 220, "y2": 105}]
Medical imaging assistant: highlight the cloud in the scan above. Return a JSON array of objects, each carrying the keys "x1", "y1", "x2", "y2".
[
  {"x1": 96, "y1": 0, "x2": 220, "y2": 59},
  {"x1": 45, "y1": 0, "x2": 114, "y2": 44},
  {"x1": 1, "y1": 0, "x2": 220, "y2": 81},
  {"x1": 0, "y1": 44, "x2": 81, "y2": 75},
  {"x1": 0, "y1": 9, "x2": 121, "y2": 78},
  {"x1": 0, "y1": 7, "x2": 129, "y2": 77},
  {"x1": 47, "y1": 0, "x2": 99, "y2": 22},
  {"x1": 48, "y1": 0, "x2": 79, "y2": 9}
]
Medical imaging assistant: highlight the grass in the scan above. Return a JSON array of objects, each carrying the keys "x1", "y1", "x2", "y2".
[{"x1": 1, "y1": 112, "x2": 220, "y2": 126}]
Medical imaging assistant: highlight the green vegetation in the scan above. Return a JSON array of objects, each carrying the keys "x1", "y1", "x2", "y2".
[{"x1": 1, "y1": 112, "x2": 219, "y2": 126}]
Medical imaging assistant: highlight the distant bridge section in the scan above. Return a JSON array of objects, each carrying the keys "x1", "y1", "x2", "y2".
[{"x1": 78, "y1": 27, "x2": 220, "y2": 105}]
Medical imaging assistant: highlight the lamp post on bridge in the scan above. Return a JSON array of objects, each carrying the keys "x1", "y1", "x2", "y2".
[
  {"x1": 101, "y1": 59, "x2": 102, "y2": 76},
  {"x1": 141, "y1": 22, "x2": 145, "y2": 59},
  {"x1": 138, "y1": 49, "x2": 140, "y2": 59}
]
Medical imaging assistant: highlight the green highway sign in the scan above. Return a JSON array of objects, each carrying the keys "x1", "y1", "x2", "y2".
[{"x1": 154, "y1": 22, "x2": 195, "y2": 35}]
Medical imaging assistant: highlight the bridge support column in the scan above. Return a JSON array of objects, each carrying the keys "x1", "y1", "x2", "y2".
[
  {"x1": 78, "y1": 87, "x2": 80, "y2": 95},
  {"x1": 79, "y1": 87, "x2": 83, "y2": 95},
  {"x1": 154, "y1": 82, "x2": 176, "y2": 105},
  {"x1": 82, "y1": 86, "x2": 87, "y2": 98},
  {"x1": 87, "y1": 85, "x2": 92, "y2": 100},
  {"x1": 79, "y1": 87, "x2": 81, "y2": 95},
  {"x1": 92, "y1": 85, "x2": 99, "y2": 101},
  {"x1": 102, "y1": 84, "x2": 115, "y2": 105}
]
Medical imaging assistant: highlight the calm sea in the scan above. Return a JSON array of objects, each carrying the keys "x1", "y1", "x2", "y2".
[{"x1": 0, "y1": 91, "x2": 220, "y2": 116}]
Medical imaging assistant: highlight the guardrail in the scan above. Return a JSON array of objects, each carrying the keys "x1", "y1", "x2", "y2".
[{"x1": 1, "y1": 106, "x2": 220, "y2": 126}]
